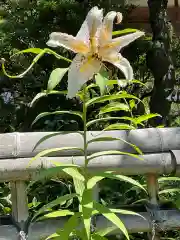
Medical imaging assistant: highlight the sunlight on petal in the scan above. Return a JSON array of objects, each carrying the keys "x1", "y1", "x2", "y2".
[
  {"x1": 67, "y1": 54, "x2": 102, "y2": 98},
  {"x1": 104, "y1": 52, "x2": 133, "y2": 80},
  {"x1": 47, "y1": 32, "x2": 89, "y2": 54},
  {"x1": 76, "y1": 7, "x2": 103, "y2": 46},
  {"x1": 100, "y1": 11, "x2": 121, "y2": 45},
  {"x1": 107, "y1": 31, "x2": 145, "y2": 52}
]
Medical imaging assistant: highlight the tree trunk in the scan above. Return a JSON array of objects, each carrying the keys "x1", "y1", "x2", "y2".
[{"x1": 147, "y1": 0, "x2": 175, "y2": 126}]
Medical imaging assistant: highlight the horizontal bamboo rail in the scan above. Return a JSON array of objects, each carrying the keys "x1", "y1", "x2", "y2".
[
  {"x1": 0, "y1": 128, "x2": 180, "y2": 239},
  {"x1": 1, "y1": 209, "x2": 180, "y2": 239},
  {"x1": 0, "y1": 152, "x2": 178, "y2": 181},
  {"x1": 1, "y1": 128, "x2": 180, "y2": 158}
]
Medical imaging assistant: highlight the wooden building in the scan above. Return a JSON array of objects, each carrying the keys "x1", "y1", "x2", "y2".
[{"x1": 125, "y1": 0, "x2": 180, "y2": 34}]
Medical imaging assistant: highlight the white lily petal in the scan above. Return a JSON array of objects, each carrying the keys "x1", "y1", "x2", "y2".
[
  {"x1": 67, "y1": 54, "x2": 102, "y2": 98},
  {"x1": 114, "y1": 56, "x2": 133, "y2": 80},
  {"x1": 76, "y1": 6, "x2": 103, "y2": 45},
  {"x1": 100, "y1": 11, "x2": 121, "y2": 45},
  {"x1": 46, "y1": 32, "x2": 89, "y2": 54},
  {"x1": 104, "y1": 52, "x2": 133, "y2": 80},
  {"x1": 101, "y1": 31, "x2": 144, "y2": 53}
]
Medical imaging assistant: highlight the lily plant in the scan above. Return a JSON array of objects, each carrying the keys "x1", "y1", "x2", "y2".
[{"x1": 0, "y1": 6, "x2": 159, "y2": 240}]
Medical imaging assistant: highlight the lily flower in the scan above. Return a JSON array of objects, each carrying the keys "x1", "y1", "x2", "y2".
[{"x1": 47, "y1": 6, "x2": 144, "y2": 98}]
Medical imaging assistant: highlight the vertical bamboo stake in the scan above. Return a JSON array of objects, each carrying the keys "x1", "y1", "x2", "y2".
[
  {"x1": 147, "y1": 174, "x2": 161, "y2": 240},
  {"x1": 10, "y1": 181, "x2": 29, "y2": 224}
]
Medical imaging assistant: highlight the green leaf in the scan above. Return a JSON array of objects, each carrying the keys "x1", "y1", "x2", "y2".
[
  {"x1": 30, "y1": 92, "x2": 47, "y2": 107},
  {"x1": 95, "y1": 226, "x2": 118, "y2": 236},
  {"x1": 81, "y1": 189, "x2": 93, "y2": 240},
  {"x1": 112, "y1": 28, "x2": 138, "y2": 36},
  {"x1": 53, "y1": 162, "x2": 85, "y2": 181},
  {"x1": 47, "y1": 68, "x2": 68, "y2": 91},
  {"x1": 87, "y1": 137, "x2": 127, "y2": 145},
  {"x1": 95, "y1": 72, "x2": 108, "y2": 95},
  {"x1": 56, "y1": 213, "x2": 80, "y2": 239},
  {"x1": 86, "y1": 136, "x2": 142, "y2": 154},
  {"x1": 29, "y1": 165, "x2": 84, "y2": 190},
  {"x1": 32, "y1": 110, "x2": 83, "y2": 125},
  {"x1": 32, "y1": 193, "x2": 77, "y2": 220},
  {"x1": 11, "y1": 48, "x2": 43, "y2": 57},
  {"x1": 99, "y1": 102, "x2": 130, "y2": 115},
  {"x1": 32, "y1": 131, "x2": 83, "y2": 151},
  {"x1": 131, "y1": 199, "x2": 147, "y2": 205},
  {"x1": 87, "y1": 172, "x2": 146, "y2": 193},
  {"x1": 92, "y1": 234, "x2": 108, "y2": 240},
  {"x1": 28, "y1": 165, "x2": 82, "y2": 189},
  {"x1": 2, "y1": 49, "x2": 46, "y2": 79},
  {"x1": 45, "y1": 233, "x2": 60, "y2": 240},
  {"x1": 109, "y1": 209, "x2": 144, "y2": 218},
  {"x1": 135, "y1": 114, "x2": 161, "y2": 124},
  {"x1": 73, "y1": 178, "x2": 85, "y2": 204},
  {"x1": 36, "y1": 210, "x2": 74, "y2": 221},
  {"x1": 86, "y1": 93, "x2": 140, "y2": 107},
  {"x1": 94, "y1": 202, "x2": 129, "y2": 240},
  {"x1": 129, "y1": 100, "x2": 136, "y2": 110},
  {"x1": 30, "y1": 90, "x2": 68, "y2": 107},
  {"x1": 159, "y1": 188, "x2": 180, "y2": 195},
  {"x1": 28, "y1": 147, "x2": 84, "y2": 166},
  {"x1": 103, "y1": 123, "x2": 135, "y2": 131},
  {"x1": 158, "y1": 177, "x2": 180, "y2": 183},
  {"x1": 131, "y1": 79, "x2": 148, "y2": 88},
  {"x1": 87, "y1": 150, "x2": 142, "y2": 162},
  {"x1": 45, "y1": 48, "x2": 72, "y2": 62},
  {"x1": 86, "y1": 116, "x2": 143, "y2": 128}
]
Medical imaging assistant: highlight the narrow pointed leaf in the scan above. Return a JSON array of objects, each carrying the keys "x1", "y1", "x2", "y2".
[
  {"x1": 29, "y1": 147, "x2": 84, "y2": 166},
  {"x1": 135, "y1": 114, "x2": 161, "y2": 124},
  {"x1": 94, "y1": 202, "x2": 129, "y2": 240},
  {"x1": 30, "y1": 92, "x2": 47, "y2": 107},
  {"x1": 73, "y1": 177, "x2": 85, "y2": 204},
  {"x1": 56, "y1": 213, "x2": 80, "y2": 239},
  {"x1": 32, "y1": 131, "x2": 83, "y2": 151},
  {"x1": 48, "y1": 68, "x2": 68, "y2": 91},
  {"x1": 53, "y1": 161, "x2": 85, "y2": 181},
  {"x1": 99, "y1": 102, "x2": 130, "y2": 115},
  {"x1": 95, "y1": 72, "x2": 108, "y2": 95},
  {"x1": 159, "y1": 188, "x2": 180, "y2": 195},
  {"x1": 103, "y1": 123, "x2": 135, "y2": 130},
  {"x1": 109, "y1": 209, "x2": 144, "y2": 218},
  {"x1": 30, "y1": 90, "x2": 67, "y2": 107},
  {"x1": 87, "y1": 172, "x2": 146, "y2": 193},
  {"x1": 81, "y1": 189, "x2": 93, "y2": 240},
  {"x1": 32, "y1": 111, "x2": 83, "y2": 125},
  {"x1": 36, "y1": 210, "x2": 74, "y2": 221},
  {"x1": 158, "y1": 177, "x2": 180, "y2": 183},
  {"x1": 86, "y1": 94, "x2": 140, "y2": 107},
  {"x1": 95, "y1": 226, "x2": 117, "y2": 236},
  {"x1": 45, "y1": 233, "x2": 60, "y2": 240},
  {"x1": 45, "y1": 48, "x2": 72, "y2": 62},
  {"x1": 11, "y1": 48, "x2": 43, "y2": 57},
  {"x1": 87, "y1": 150, "x2": 142, "y2": 162},
  {"x1": 112, "y1": 29, "x2": 138, "y2": 36},
  {"x1": 131, "y1": 80, "x2": 148, "y2": 87},
  {"x1": 28, "y1": 165, "x2": 82, "y2": 189},
  {"x1": 32, "y1": 193, "x2": 77, "y2": 220},
  {"x1": 86, "y1": 117, "x2": 143, "y2": 128},
  {"x1": 86, "y1": 136, "x2": 142, "y2": 154},
  {"x1": 87, "y1": 137, "x2": 126, "y2": 145},
  {"x1": 92, "y1": 234, "x2": 108, "y2": 240}
]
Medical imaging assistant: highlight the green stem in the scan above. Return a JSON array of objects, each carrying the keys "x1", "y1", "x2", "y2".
[
  {"x1": 83, "y1": 86, "x2": 88, "y2": 184},
  {"x1": 123, "y1": 98, "x2": 137, "y2": 128}
]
